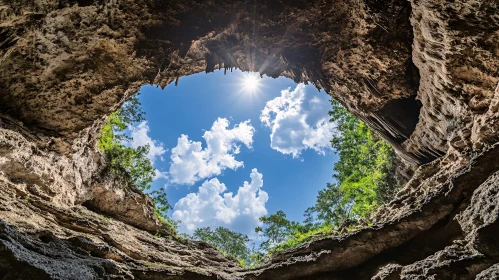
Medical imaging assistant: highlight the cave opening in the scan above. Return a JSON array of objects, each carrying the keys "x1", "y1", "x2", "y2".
[
  {"x1": 3, "y1": 0, "x2": 499, "y2": 278},
  {"x1": 108, "y1": 69, "x2": 338, "y2": 237},
  {"x1": 95, "y1": 67, "x2": 418, "y2": 267}
]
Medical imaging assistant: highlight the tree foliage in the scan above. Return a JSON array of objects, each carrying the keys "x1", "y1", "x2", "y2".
[
  {"x1": 193, "y1": 227, "x2": 250, "y2": 261},
  {"x1": 150, "y1": 189, "x2": 178, "y2": 231},
  {"x1": 255, "y1": 210, "x2": 291, "y2": 250},
  {"x1": 306, "y1": 99, "x2": 399, "y2": 225},
  {"x1": 252, "y1": 98, "x2": 400, "y2": 257},
  {"x1": 98, "y1": 96, "x2": 155, "y2": 191},
  {"x1": 255, "y1": 210, "x2": 328, "y2": 254},
  {"x1": 304, "y1": 183, "x2": 347, "y2": 227},
  {"x1": 98, "y1": 96, "x2": 175, "y2": 230}
]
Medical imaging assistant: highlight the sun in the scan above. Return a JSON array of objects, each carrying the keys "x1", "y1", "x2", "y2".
[
  {"x1": 242, "y1": 73, "x2": 261, "y2": 93},
  {"x1": 229, "y1": 71, "x2": 266, "y2": 104}
]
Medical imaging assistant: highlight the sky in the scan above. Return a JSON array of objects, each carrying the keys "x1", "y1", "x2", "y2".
[{"x1": 127, "y1": 69, "x2": 338, "y2": 238}]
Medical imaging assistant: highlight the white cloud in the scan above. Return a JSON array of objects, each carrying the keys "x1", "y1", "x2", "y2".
[
  {"x1": 168, "y1": 118, "x2": 255, "y2": 185},
  {"x1": 129, "y1": 121, "x2": 168, "y2": 163},
  {"x1": 172, "y1": 168, "x2": 268, "y2": 235},
  {"x1": 128, "y1": 121, "x2": 168, "y2": 181},
  {"x1": 260, "y1": 84, "x2": 335, "y2": 158},
  {"x1": 153, "y1": 169, "x2": 169, "y2": 181}
]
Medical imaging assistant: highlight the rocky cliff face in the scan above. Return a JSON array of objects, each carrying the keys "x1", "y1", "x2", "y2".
[{"x1": 0, "y1": 0, "x2": 498, "y2": 279}]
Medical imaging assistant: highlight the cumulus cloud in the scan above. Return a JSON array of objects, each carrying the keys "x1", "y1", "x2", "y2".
[
  {"x1": 128, "y1": 121, "x2": 168, "y2": 180},
  {"x1": 172, "y1": 168, "x2": 268, "y2": 235},
  {"x1": 260, "y1": 84, "x2": 335, "y2": 158},
  {"x1": 129, "y1": 121, "x2": 167, "y2": 163},
  {"x1": 168, "y1": 118, "x2": 255, "y2": 185},
  {"x1": 153, "y1": 169, "x2": 169, "y2": 181}
]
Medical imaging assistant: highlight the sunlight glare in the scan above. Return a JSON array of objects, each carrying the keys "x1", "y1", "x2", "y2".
[{"x1": 242, "y1": 73, "x2": 261, "y2": 93}]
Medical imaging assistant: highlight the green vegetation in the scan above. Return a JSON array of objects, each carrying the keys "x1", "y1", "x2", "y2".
[
  {"x1": 190, "y1": 226, "x2": 265, "y2": 268},
  {"x1": 195, "y1": 99, "x2": 400, "y2": 267},
  {"x1": 252, "y1": 98, "x2": 400, "y2": 256},
  {"x1": 255, "y1": 210, "x2": 308, "y2": 252},
  {"x1": 99, "y1": 95, "x2": 399, "y2": 266},
  {"x1": 193, "y1": 227, "x2": 250, "y2": 261},
  {"x1": 255, "y1": 210, "x2": 333, "y2": 253},
  {"x1": 255, "y1": 210, "x2": 292, "y2": 251},
  {"x1": 98, "y1": 95, "x2": 176, "y2": 231},
  {"x1": 150, "y1": 189, "x2": 178, "y2": 232},
  {"x1": 98, "y1": 96, "x2": 154, "y2": 192},
  {"x1": 305, "y1": 99, "x2": 399, "y2": 226}
]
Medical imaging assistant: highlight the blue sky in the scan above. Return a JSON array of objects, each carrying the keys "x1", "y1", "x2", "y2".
[{"x1": 127, "y1": 69, "x2": 337, "y2": 237}]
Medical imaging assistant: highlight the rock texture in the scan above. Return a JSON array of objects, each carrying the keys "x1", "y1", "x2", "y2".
[
  {"x1": 0, "y1": 121, "x2": 239, "y2": 279},
  {"x1": 1, "y1": 0, "x2": 499, "y2": 279}
]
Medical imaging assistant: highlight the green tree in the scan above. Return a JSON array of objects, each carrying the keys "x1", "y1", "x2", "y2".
[
  {"x1": 193, "y1": 227, "x2": 250, "y2": 262},
  {"x1": 150, "y1": 189, "x2": 178, "y2": 230},
  {"x1": 304, "y1": 183, "x2": 349, "y2": 226},
  {"x1": 247, "y1": 243, "x2": 266, "y2": 268},
  {"x1": 98, "y1": 95, "x2": 176, "y2": 231},
  {"x1": 98, "y1": 96, "x2": 155, "y2": 191},
  {"x1": 255, "y1": 211, "x2": 331, "y2": 254},
  {"x1": 254, "y1": 99, "x2": 400, "y2": 255},
  {"x1": 255, "y1": 210, "x2": 292, "y2": 251},
  {"x1": 306, "y1": 99, "x2": 399, "y2": 226},
  {"x1": 150, "y1": 189, "x2": 172, "y2": 217}
]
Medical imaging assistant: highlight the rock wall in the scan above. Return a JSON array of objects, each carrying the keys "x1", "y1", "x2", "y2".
[{"x1": 0, "y1": 0, "x2": 499, "y2": 279}]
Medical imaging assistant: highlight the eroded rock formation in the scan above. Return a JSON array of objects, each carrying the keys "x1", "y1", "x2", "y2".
[{"x1": 0, "y1": 0, "x2": 498, "y2": 279}]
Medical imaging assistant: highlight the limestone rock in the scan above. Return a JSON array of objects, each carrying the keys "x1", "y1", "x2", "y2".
[{"x1": 1, "y1": 0, "x2": 499, "y2": 279}]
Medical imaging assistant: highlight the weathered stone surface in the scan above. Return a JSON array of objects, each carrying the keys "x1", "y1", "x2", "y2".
[
  {"x1": 243, "y1": 144, "x2": 499, "y2": 279},
  {"x1": 372, "y1": 264, "x2": 403, "y2": 280},
  {"x1": 476, "y1": 264, "x2": 499, "y2": 280},
  {"x1": 0, "y1": 124, "x2": 240, "y2": 279},
  {"x1": 1, "y1": 0, "x2": 499, "y2": 279},
  {"x1": 400, "y1": 244, "x2": 489, "y2": 280},
  {"x1": 1, "y1": 0, "x2": 422, "y2": 159}
]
